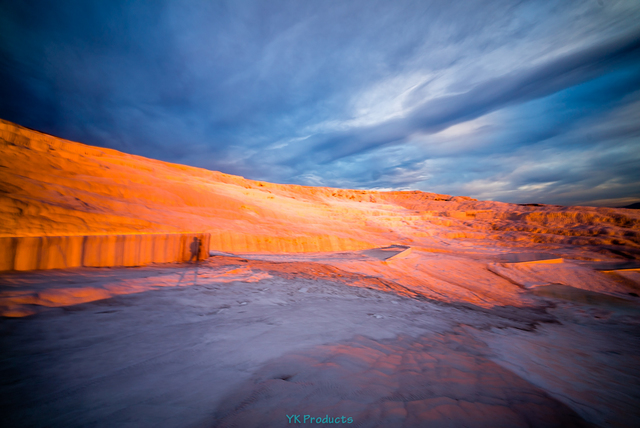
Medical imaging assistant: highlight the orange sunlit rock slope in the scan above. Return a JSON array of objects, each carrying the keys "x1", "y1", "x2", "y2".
[
  {"x1": 1, "y1": 117, "x2": 639, "y2": 258},
  {"x1": 2, "y1": 117, "x2": 640, "y2": 313}
]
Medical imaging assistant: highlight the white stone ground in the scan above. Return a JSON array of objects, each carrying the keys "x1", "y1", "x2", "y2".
[{"x1": 1, "y1": 254, "x2": 639, "y2": 427}]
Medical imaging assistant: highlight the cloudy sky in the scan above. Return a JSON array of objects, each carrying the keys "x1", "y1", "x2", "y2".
[{"x1": 1, "y1": 0, "x2": 639, "y2": 206}]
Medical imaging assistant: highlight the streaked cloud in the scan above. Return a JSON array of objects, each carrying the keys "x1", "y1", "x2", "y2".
[{"x1": 1, "y1": 0, "x2": 639, "y2": 206}]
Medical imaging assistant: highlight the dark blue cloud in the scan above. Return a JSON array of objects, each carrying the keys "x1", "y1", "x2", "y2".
[{"x1": 1, "y1": 0, "x2": 639, "y2": 206}]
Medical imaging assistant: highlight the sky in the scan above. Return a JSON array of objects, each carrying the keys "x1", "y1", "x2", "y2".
[{"x1": 1, "y1": 0, "x2": 639, "y2": 206}]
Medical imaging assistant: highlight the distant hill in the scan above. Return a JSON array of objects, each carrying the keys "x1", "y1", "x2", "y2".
[{"x1": 620, "y1": 203, "x2": 640, "y2": 209}]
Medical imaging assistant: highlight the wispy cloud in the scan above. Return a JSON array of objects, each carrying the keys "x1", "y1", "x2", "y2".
[{"x1": 1, "y1": 0, "x2": 639, "y2": 205}]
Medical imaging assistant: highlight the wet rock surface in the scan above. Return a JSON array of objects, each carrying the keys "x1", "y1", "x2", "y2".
[{"x1": 2, "y1": 254, "x2": 639, "y2": 427}]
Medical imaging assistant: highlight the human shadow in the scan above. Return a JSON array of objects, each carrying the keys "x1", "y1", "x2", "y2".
[
  {"x1": 176, "y1": 262, "x2": 198, "y2": 287},
  {"x1": 175, "y1": 237, "x2": 202, "y2": 288},
  {"x1": 189, "y1": 237, "x2": 201, "y2": 263}
]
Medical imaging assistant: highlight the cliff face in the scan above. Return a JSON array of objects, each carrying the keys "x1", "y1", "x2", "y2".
[
  {"x1": 2, "y1": 121, "x2": 639, "y2": 428},
  {"x1": 1, "y1": 118, "x2": 639, "y2": 256}
]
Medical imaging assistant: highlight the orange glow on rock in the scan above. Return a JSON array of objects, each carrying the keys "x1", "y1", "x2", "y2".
[{"x1": 1, "y1": 118, "x2": 639, "y2": 316}]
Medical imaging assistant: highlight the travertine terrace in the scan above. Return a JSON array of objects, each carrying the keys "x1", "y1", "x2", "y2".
[
  {"x1": 1, "y1": 118, "x2": 640, "y2": 427},
  {"x1": 2, "y1": 118, "x2": 640, "y2": 307},
  {"x1": 2, "y1": 118, "x2": 639, "y2": 254}
]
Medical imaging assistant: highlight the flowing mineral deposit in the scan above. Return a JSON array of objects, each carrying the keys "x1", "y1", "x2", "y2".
[{"x1": 1, "y1": 119, "x2": 639, "y2": 427}]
